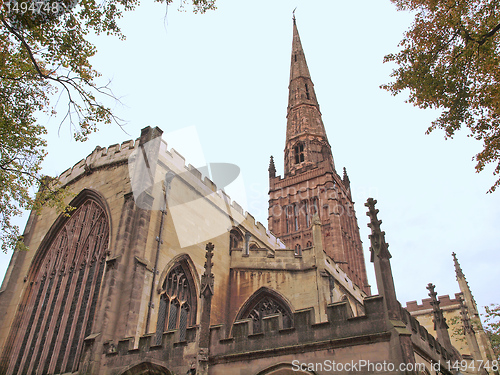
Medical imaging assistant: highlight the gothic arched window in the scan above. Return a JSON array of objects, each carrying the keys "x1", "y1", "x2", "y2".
[
  {"x1": 155, "y1": 263, "x2": 196, "y2": 344},
  {"x1": 229, "y1": 229, "x2": 243, "y2": 251},
  {"x1": 311, "y1": 197, "x2": 319, "y2": 218},
  {"x1": 303, "y1": 200, "x2": 310, "y2": 227},
  {"x1": 294, "y1": 142, "x2": 305, "y2": 164},
  {"x1": 237, "y1": 289, "x2": 293, "y2": 334},
  {"x1": 4, "y1": 196, "x2": 109, "y2": 375}
]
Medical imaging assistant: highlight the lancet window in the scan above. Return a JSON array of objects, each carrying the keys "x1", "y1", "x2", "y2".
[
  {"x1": 303, "y1": 200, "x2": 310, "y2": 227},
  {"x1": 285, "y1": 204, "x2": 298, "y2": 233},
  {"x1": 311, "y1": 197, "x2": 319, "y2": 218},
  {"x1": 294, "y1": 142, "x2": 305, "y2": 164}
]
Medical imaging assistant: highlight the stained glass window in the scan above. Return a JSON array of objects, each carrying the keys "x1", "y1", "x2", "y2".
[
  {"x1": 5, "y1": 198, "x2": 109, "y2": 375},
  {"x1": 155, "y1": 263, "x2": 195, "y2": 344}
]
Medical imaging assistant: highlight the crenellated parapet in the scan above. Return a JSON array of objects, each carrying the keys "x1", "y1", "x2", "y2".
[
  {"x1": 401, "y1": 306, "x2": 457, "y2": 364},
  {"x1": 209, "y1": 297, "x2": 389, "y2": 361},
  {"x1": 57, "y1": 139, "x2": 138, "y2": 187},
  {"x1": 406, "y1": 293, "x2": 463, "y2": 314},
  {"x1": 52, "y1": 127, "x2": 286, "y2": 252},
  {"x1": 98, "y1": 298, "x2": 390, "y2": 372},
  {"x1": 95, "y1": 326, "x2": 200, "y2": 375},
  {"x1": 92, "y1": 296, "x2": 456, "y2": 374}
]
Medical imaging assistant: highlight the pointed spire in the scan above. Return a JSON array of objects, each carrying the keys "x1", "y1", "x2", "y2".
[
  {"x1": 268, "y1": 156, "x2": 276, "y2": 178},
  {"x1": 452, "y1": 252, "x2": 478, "y2": 316},
  {"x1": 284, "y1": 18, "x2": 334, "y2": 176},
  {"x1": 289, "y1": 19, "x2": 312, "y2": 84},
  {"x1": 452, "y1": 252, "x2": 464, "y2": 279}
]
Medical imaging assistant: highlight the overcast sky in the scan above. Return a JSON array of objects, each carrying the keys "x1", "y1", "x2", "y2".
[{"x1": 1, "y1": 0, "x2": 499, "y2": 319}]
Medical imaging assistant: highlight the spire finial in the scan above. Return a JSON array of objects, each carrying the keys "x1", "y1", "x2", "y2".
[
  {"x1": 426, "y1": 283, "x2": 448, "y2": 330},
  {"x1": 292, "y1": 7, "x2": 297, "y2": 24},
  {"x1": 200, "y1": 242, "x2": 214, "y2": 297},
  {"x1": 426, "y1": 283, "x2": 456, "y2": 354},
  {"x1": 343, "y1": 167, "x2": 350, "y2": 189},
  {"x1": 365, "y1": 198, "x2": 391, "y2": 260},
  {"x1": 268, "y1": 156, "x2": 276, "y2": 178}
]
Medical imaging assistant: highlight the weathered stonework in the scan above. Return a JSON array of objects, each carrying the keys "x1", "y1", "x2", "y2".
[
  {"x1": 0, "y1": 18, "x2": 481, "y2": 375},
  {"x1": 268, "y1": 20, "x2": 370, "y2": 295}
]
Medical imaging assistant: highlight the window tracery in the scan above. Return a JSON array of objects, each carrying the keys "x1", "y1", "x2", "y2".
[
  {"x1": 5, "y1": 198, "x2": 109, "y2": 375},
  {"x1": 239, "y1": 292, "x2": 293, "y2": 334},
  {"x1": 155, "y1": 263, "x2": 195, "y2": 344}
]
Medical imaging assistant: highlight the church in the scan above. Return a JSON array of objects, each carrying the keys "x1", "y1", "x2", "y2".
[{"x1": 0, "y1": 19, "x2": 495, "y2": 375}]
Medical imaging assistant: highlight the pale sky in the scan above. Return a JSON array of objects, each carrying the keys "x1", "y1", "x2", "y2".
[{"x1": 2, "y1": 0, "x2": 499, "y2": 319}]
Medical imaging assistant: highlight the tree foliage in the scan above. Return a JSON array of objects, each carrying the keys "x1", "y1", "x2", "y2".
[
  {"x1": 0, "y1": 0, "x2": 216, "y2": 252},
  {"x1": 484, "y1": 303, "x2": 500, "y2": 361},
  {"x1": 382, "y1": 0, "x2": 500, "y2": 192}
]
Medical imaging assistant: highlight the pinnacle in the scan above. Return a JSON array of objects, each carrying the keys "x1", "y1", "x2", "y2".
[
  {"x1": 452, "y1": 252, "x2": 465, "y2": 279},
  {"x1": 427, "y1": 283, "x2": 449, "y2": 330},
  {"x1": 365, "y1": 198, "x2": 391, "y2": 260}
]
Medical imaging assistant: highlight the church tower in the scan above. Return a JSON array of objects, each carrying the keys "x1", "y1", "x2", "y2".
[{"x1": 268, "y1": 18, "x2": 371, "y2": 295}]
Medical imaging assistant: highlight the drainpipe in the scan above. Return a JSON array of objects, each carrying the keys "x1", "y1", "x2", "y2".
[{"x1": 145, "y1": 171, "x2": 176, "y2": 333}]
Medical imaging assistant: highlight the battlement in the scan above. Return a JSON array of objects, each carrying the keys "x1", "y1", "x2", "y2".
[
  {"x1": 401, "y1": 305, "x2": 455, "y2": 362},
  {"x1": 102, "y1": 298, "x2": 388, "y2": 361},
  {"x1": 57, "y1": 139, "x2": 138, "y2": 187},
  {"x1": 52, "y1": 128, "x2": 285, "y2": 251},
  {"x1": 156, "y1": 138, "x2": 286, "y2": 250},
  {"x1": 210, "y1": 297, "x2": 388, "y2": 358},
  {"x1": 98, "y1": 296, "x2": 454, "y2": 372},
  {"x1": 406, "y1": 293, "x2": 462, "y2": 313}
]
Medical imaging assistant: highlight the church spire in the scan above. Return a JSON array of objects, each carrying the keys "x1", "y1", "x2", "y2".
[{"x1": 285, "y1": 18, "x2": 334, "y2": 176}]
